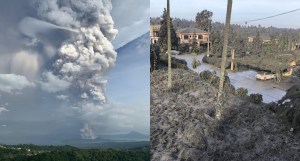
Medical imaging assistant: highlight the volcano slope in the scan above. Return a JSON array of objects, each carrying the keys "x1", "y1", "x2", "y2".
[{"x1": 151, "y1": 68, "x2": 300, "y2": 161}]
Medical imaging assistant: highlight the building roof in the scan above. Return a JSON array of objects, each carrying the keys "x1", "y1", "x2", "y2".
[{"x1": 176, "y1": 27, "x2": 207, "y2": 34}]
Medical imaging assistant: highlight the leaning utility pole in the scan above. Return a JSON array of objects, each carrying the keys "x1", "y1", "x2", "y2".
[
  {"x1": 216, "y1": 0, "x2": 233, "y2": 119},
  {"x1": 167, "y1": 0, "x2": 172, "y2": 88}
]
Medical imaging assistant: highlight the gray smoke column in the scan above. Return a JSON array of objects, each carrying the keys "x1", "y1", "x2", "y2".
[
  {"x1": 80, "y1": 124, "x2": 97, "y2": 140},
  {"x1": 32, "y1": 0, "x2": 118, "y2": 139}
]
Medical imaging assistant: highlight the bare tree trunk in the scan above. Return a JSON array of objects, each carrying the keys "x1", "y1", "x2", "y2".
[
  {"x1": 216, "y1": 0, "x2": 233, "y2": 119},
  {"x1": 167, "y1": 0, "x2": 172, "y2": 88}
]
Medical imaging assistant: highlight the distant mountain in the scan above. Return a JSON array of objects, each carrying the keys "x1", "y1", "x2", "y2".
[
  {"x1": 61, "y1": 131, "x2": 149, "y2": 148},
  {"x1": 112, "y1": 31, "x2": 149, "y2": 69},
  {"x1": 99, "y1": 131, "x2": 149, "y2": 141},
  {"x1": 116, "y1": 32, "x2": 149, "y2": 54},
  {"x1": 61, "y1": 132, "x2": 149, "y2": 149},
  {"x1": 62, "y1": 137, "x2": 113, "y2": 144},
  {"x1": 104, "y1": 32, "x2": 150, "y2": 145}
]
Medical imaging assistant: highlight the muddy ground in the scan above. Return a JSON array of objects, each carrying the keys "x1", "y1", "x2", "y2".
[{"x1": 151, "y1": 68, "x2": 300, "y2": 161}]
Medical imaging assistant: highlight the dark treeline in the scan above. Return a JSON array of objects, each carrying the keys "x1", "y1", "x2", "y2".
[{"x1": 0, "y1": 145, "x2": 150, "y2": 161}]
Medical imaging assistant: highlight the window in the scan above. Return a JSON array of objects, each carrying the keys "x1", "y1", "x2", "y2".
[
  {"x1": 198, "y1": 35, "x2": 203, "y2": 39},
  {"x1": 184, "y1": 35, "x2": 189, "y2": 39}
]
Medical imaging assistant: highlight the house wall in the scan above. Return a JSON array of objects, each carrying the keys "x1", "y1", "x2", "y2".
[
  {"x1": 176, "y1": 33, "x2": 209, "y2": 45},
  {"x1": 248, "y1": 37, "x2": 254, "y2": 43},
  {"x1": 150, "y1": 25, "x2": 161, "y2": 44}
]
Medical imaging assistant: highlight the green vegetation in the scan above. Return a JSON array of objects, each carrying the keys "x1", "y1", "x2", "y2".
[
  {"x1": 158, "y1": 8, "x2": 178, "y2": 51},
  {"x1": 192, "y1": 58, "x2": 201, "y2": 69},
  {"x1": 159, "y1": 54, "x2": 188, "y2": 70},
  {"x1": 150, "y1": 44, "x2": 160, "y2": 72},
  {"x1": 270, "y1": 85, "x2": 300, "y2": 132},
  {"x1": 249, "y1": 93, "x2": 263, "y2": 104},
  {"x1": 235, "y1": 87, "x2": 248, "y2": 97},
  {"x1": 0, "y1": 144, "x2": 150, "y2": 161},
  {"x1": 199, "y1": 70, "x2": 235, "y2": 94},
  {"x1": 70, "y1": 141, "x2": 150, "y2": 150},
  {"x1": 178, "y1": 44, "x2": 189, "y2": 53},
  {"x1": 150, "y1": 44, "x2": 188, "y2": 72},
  {"x1": 190, "y1": 34, "x2": 200, "y2": 55},
  {"x1": 195, "y1": 9, "x2": 213, "y2": 31}
]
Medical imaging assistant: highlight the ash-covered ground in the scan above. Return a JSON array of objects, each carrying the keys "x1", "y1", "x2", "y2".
[{"x1": 151, "y1": 68, "x2": 300, "y2": 161}]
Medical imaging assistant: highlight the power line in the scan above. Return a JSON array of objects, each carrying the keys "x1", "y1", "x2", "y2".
[{"x1": 233, "y1": 8, "x2": 300, "y2": 25}]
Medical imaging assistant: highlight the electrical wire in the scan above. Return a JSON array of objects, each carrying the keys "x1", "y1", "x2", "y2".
[{"x1": 233, "y1": 8, "x2": 300, "y2": 25}]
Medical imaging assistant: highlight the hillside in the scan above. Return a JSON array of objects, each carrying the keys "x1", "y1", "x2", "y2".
[{"x1": 151, "y1": 68, "x2": 300, "y2": 161}]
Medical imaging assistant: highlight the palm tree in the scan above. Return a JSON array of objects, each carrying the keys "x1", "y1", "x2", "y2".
[
  {"x1": 167, "y1": 0, "x2": 172, "y2": 88},
  {"x1": 216, "y1": 0, "x2": 233, "y2": 119}
]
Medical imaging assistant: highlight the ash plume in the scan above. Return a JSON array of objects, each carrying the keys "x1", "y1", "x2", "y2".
[
  {"x1": 19, "y1": 17, "x2": 79, "y2": 38},
  {"x1": 80, "y1": 124, "x2": 97, "y2": 140},
  {"x1": 30, "y1": 0, "x2": 118, "y2": 139}
]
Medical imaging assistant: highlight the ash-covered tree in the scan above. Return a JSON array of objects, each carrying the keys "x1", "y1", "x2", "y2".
[
  {"x1": 277, "y1": 34, "x2": 288, "y2": 52},
  {"x1": 195, "y1": 10, "x2": 213, "y2": 31},
  {"x1": 211, "y1": 30, "x2": 223, "y2": 55},
  {"x1": 190, "y1": 32, "x2": 199, "y2": 54},
  {"x1": 158, "y1": 8, "x2": 178, "y2": 51},
  {"x1": 150, "y1": 44, "x2": 160, "y2": 72},
  {"x1": 172, "y1": 18, "x2": 196, "y2": 29},
  {"x1": 233, "y1": 36, "x2": 247, "y2": 55},
  {"x1": 251, "y1": 32, "x2": 263, "y2": 55}
]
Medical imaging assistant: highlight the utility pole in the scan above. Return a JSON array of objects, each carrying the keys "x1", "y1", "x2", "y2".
[
  {"x1": 207, "y1": 21, "x2": 211, "y2": 57},
  {"x1": 230, "y1": 48, "x2": 235, "y2": 71},
  {"x1": 216, "y1": 0, "x2": 233, "y2": 120},
  {"x1": 167, "y1": 0, "x2": 172, "y2": 88}
]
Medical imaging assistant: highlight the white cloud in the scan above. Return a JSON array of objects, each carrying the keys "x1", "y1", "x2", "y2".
[
  {"x1": 40, "y1": 72, "x2": 71, "y2": 93},
  {"x1": 1, "y1": 125, "x2": 7, "y2": 127},
  {"x1": 10, "y1": 51, "x2": 40, "y2": 80},
  {"x1": 0, "y1": 107, "x2": 9, "y2": 114},
  {"x1": 0, "y1": 74, "x2": 35, "y2": 94},
  {"x1": 56, "y1": 95, "x2": 69, "y2": 101},
  {"x1": 74, "y1": 102, "x2": 149, "y2": 135}
]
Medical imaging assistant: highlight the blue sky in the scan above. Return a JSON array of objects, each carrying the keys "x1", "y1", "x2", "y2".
[
  {"x1": 112, "y1": 0, "x2": 149, "y2": 48},
  {"x1": 151, "y1": 0, "x2": 300, "y2": 28}
]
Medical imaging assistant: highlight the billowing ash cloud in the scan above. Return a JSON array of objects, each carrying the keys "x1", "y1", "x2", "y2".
[
  {"x1": 55, "y1": 25, "x2": 117, "y2": 104},
  {"x1": 28, "y1": 0, "x2": 118, "y2": 139},
  {"x1": 80, "y1": 124, "x2": 97, "y2": 140}
]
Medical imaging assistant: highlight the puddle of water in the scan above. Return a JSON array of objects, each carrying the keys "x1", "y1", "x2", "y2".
[{"x1": 174, "y1": 54, "x2": 286, "y2": 103}]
